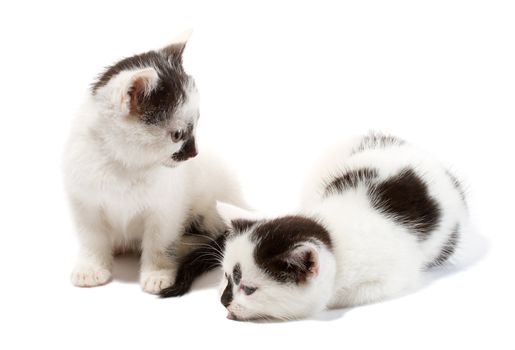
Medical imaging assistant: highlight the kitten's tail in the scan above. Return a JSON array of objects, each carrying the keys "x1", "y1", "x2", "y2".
[{"x1": 160, "y1": 234, "x2": 227, "y2": 298}]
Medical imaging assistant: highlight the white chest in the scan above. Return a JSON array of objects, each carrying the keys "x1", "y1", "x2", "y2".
[{"x1": 80, "y1": 164, "x2": 186, "y2": 236}]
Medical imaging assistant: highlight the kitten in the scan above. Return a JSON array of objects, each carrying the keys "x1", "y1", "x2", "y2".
[
  {"x1": 63, "y1": 33, "x2": 244, "y2": 294},
  {"x1": 162, "y1": 132, "x2": 468, "y2": 320}
]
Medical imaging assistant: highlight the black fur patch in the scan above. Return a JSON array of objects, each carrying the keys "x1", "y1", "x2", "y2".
[
  {"x1": 352, "y1": 132, "x2": 405, "y2": 155},
  {"x1": 252, "y1": 216, "x2": 332, "y2": 283},
  {"x1": 324, "y1": 168, "x2": 379, "y2": 196},
  {"x1": 427, "y1": 224, "x2": 460, "y2": 268},
  {"x1": 233, "y1": 263, "x2": 242, "y2": 285},
  {"x1": 369, "y1": 168, "x2": 441, "y2": 240},
  {"x1": 231, "y1": 219, "x2": 257, "y2": 233},
  {"x1": 91, "y1": 47, "x2": 189, "y2": 127},
  {"x1": 160, "y1": 234, "x2": 226, "y2": 298},
  {"x1": 221, "y1": 276, "x2": 234, "y2": 307}
]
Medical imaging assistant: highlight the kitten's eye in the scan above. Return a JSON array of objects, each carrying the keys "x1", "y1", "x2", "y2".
[
  {"x1": 242, "y1": 286, "x2": 257, "y2": 296},
  {"x1": 171, "y1": 129, "x2": 184, "y2": 143}
]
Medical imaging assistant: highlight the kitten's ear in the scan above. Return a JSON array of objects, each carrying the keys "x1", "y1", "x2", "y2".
[
  {"x1": 216, "y1": 201, "x2": 260, "y2": 230},
  {"x1": 115, "y1": 68, "x2": 159, "y2": 115},
  {"x1": 161, "y1": 29, "x2": 192, "y2": 63},
  {"x1": 283, "y1": 243, "x2": 320, "y2": 283}
]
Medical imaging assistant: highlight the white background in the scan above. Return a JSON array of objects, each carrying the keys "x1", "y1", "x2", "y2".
[{"x1": 1, "y1": 1, "x2": 514, "y2": 349}]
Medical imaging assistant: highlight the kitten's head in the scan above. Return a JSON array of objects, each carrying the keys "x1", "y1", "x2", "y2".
[
  {"x1": 216, "y1": 202, "x2": 336, "y2": 321},
  {"x1": 90, "y1": 32, "x2": 199, "y2": 168}
]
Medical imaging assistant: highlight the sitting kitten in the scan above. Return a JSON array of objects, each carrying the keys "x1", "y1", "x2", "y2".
[
  {"x1": 162, "y1": 132, "x2": 468, "y2": 320},
  {"x1": 63, "y1": 34, "x2": 244, "y2": 293}
]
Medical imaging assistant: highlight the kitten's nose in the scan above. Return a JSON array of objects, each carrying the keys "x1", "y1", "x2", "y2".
[{"x1": 171, "y1": 137, "x2": 198, "y2": 161}]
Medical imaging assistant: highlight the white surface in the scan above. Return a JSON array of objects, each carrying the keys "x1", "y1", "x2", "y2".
[{"x1": 0, "y1": 1, "x2": 513, "y2": 349}]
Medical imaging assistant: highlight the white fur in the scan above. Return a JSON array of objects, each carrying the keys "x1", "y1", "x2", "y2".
[
  {"x1": 64, "y1": 63, "x2": 244, "y2": 293},
  {"x1": 218, "y1": 134, "x2": 468, "y2": 319}
]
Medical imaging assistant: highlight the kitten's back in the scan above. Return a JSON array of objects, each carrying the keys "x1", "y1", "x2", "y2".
[{"x1": 303, "y1": 132, "x2": 467, "y2": 268}]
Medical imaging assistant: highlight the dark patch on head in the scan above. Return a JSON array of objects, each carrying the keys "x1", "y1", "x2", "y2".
[
  {"x1": 231, "y1": 219, "x2": 257, "y2": 233},
  {"x1": 252, "y1": 216, "x2": 331, "y2": 283},
  {"x1": 369, "y1": 168, "x2": 441, "y2": 240},
  {"x1": 221, "y1": 276, "x2": 234, "y2": 307},
  {"x1": 427, "y1": 224, "x2": 460, "y2": 268},
  {"x1": 161, "y1": 233, "x2": 227, "y2": 298},
  {"x1": 325, "y1": 168, "x2": 379, "y2": 196},
  {"x1": 233, "y1": 263, "x2": 242, "y2": 285},
  {"x1": 352, "y1": 132, "x2": 405, "y2": 155},
  {"x1": 91, "y1": 48, "x2": 190, "y2": 127},
  {"x1": 445, "y1": 170, "x2": 467, "y2": 202},
  {"x1": 172, "y1": 136, "x2": 198, "y2": 162}
]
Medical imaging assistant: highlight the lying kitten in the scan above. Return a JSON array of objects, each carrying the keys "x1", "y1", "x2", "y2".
[
  {"x1": 63, "y1": 34, "x2": 244, "y2": 293},
  {"x1": 162, "y1": 132, "x2": 468, "y2": 320}
]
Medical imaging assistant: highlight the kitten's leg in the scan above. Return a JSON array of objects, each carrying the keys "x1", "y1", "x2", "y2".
[
  {"x1": 140, "y1": 215, "x2": 182, "y2": 294},
  {"x1": 70, "y1": 202, "x2": 113, "y2": 287},
  {"x1": 160, "y1": 234, "x2": 226, "y2": 298}
]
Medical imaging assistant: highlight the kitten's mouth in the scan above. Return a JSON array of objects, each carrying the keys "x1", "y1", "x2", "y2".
[
  {"x1": 171, "y1": 152, "x2": 184, "y2": 162},
  {"x1": 227, "y1": 312, "x2": 240, "y2": 321},
  {"x1": 161, "y1": 157, "x2": 179, "y2": 168},
  {"x1": 171, "y1": 149, "x2": 197, "y2": 162},
  {"x1": 163, "y1": 151, "x2": 194, "y2": 167}
]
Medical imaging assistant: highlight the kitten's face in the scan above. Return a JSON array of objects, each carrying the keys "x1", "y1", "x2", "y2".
[
  {"x1": 221, "y1": 232, "x2": 299, "y2": 321},
  {"x1": 218, "y1": 213, "x2": 333, "y2": 321},
  {"x1": 91, "y1": 40, "x2": 200, "y2": 168}
]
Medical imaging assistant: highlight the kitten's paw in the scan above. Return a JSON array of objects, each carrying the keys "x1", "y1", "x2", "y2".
[
  {"x1": 71, "y1": 266, "x2": 112, "y2": 287},
  {"x1": 141, "y1": 270, "x2": 174, "y2": 294}
]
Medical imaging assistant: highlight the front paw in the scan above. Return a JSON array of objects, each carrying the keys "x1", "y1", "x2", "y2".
[
  {"x1": 141, "y1": 270, "x2": 175, "y2": 294},
  {"x1": 71, "y1": 265, "x2": 112, "y2": 287}
]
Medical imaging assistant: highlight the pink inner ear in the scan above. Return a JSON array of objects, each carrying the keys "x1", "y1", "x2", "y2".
[
  {"x1": 307, "y1": 250, "x2": 320, "y2": 276},
  {"x1": 128, "y1": 77, "x2": 147, "y2": 114},
  {"x1": 302, "y1": 249, "x2": 320, "y2": 281},
  {"x1": 287, "y1": 245, "x2": 320, "y2": 282}
]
